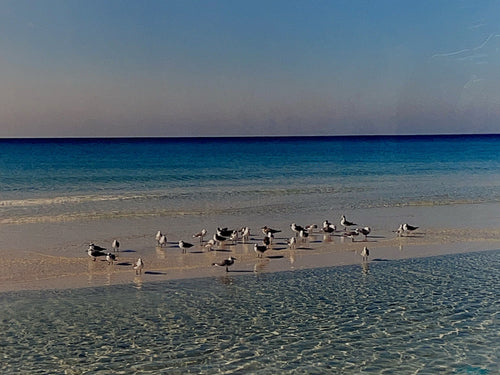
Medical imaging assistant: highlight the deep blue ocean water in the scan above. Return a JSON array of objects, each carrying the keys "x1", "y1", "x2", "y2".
[
  {"x1": 1, "y1": 135, "x2": 499, "y2": 227},
  {"x1": 1, "y1": 249, "x2": 498, "y2": 374}
]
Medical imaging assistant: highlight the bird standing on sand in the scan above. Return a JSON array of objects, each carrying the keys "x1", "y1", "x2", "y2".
[
  {"x1": 178, "y1": 240, "x2": 194, "y2": 253},
  {"x1": 155, "y1": 231, "x2": 165, "y2": 246},
  {"x1": 305, "y1": 224, "x2": 318, "y2": 233},
  {"x1": 106, "y1": 252, "x2": 116, "y2": 265},
  {"x1": 212, "y1": 256, "x2": 236, "y2": 272},
  {"x1": 205, "y1": 239, "x2": 216, "y2": 252},
  {"x1": 158, "y1": 234, "x2": 167, "y2": 247},
  {"x1": 193, "y1": 229, "x2": 207, "y2": 243},
  {"x1": 241, "y1": 227, "x2": 251, "y2": 242},
  {"x1": 291, "y1": 223, "x2": 304, "y2": 236},
  {"x1": 397, "y1": 223, "x2": 419, "y2": 236},
  {"x1": 213, "y1": 233, "x2": 227, "y2": 246},
  {"x1": 299, "y1": 229, "x2": 309, "y2": 242},
  {"x1": 217, "y1": 227, "x2": 233, "y2": 238},
  {"x1": 112, "y1": 239, "x2": 120, "y2": 252},
  {"x1": 343, "y1": 230, "x2": 359, "y2": 242},
  {"x1": 133, "y1": 258, "x2": 144, "y2": 275},
  {"x1": 254, "y1": 243, "x2": 268, "y2": 258},
  {"x1": 261, "y1": 226, "x2": 281, "y2": 236},
  {"x1": 87, "y1": 245, "x2": 106, "y2": 261},
  {"x1": 263, "y1": 232, "x2": 274, "y2": 247},
  {"x1": 361, "y1": 246, "x2": 370, "y2": 261},
  {"x1": 89, "y1": 243, "x2": 106, "y2": 252},
  {"x1": 230, "y1": 230, "x2": 239, "y2": 244},
  {"x1": 322, "y1": 224, "x2": 335, "y2": 234},
  {"x1": 357, "y1": 227, "x2": 371, "y2": 241},
  {"x1": 341, "y1": 215, "x2": 357, "y2": 231},
  {"x1": 287, "y1": 237, "x2": 297, "y2": 249}
]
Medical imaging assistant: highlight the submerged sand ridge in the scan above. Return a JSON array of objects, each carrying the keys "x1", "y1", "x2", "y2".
[{"x1": 1, "y1": 225, "x2": 499, "y2": 292}]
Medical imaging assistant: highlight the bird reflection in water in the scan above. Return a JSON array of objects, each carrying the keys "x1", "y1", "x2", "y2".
[
  {"x1": 253, "y1": 259, "x2": 269, "y2": 274},
  {"x1": 133, "y1": 276, "x2": 143, "y2": 289},
  {"x1": 361, "y1": 262, "x2": 370, "y2": 275},
  {"x1": 217, "y1": 275, "x2": 234, "y2": 285}
]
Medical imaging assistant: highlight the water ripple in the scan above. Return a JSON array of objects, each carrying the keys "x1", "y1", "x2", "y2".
[{"x1": 0, "y1": 250, "x2": 498, "y2": 374}]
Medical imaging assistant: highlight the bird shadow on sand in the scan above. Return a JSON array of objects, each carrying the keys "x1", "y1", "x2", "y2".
[
  {"x1": 215, "y1": 249, "x2": 233, "y2": 252},
  {"x1": 296, "y1": 246, "x2": 314, "y2": 250},
  {"x1": 228, "y1": 269, "x2": 254, "y2": 273},
  {"x1": 189, "y1": 250, "x2": 205, "y2": 254},
  {"x1": 271, "y1": 246, "x2": 288, "y2": 251},
  {"x1": 266, "y1": 255, "x2": 284, "y2": 259},
  {"x1": 400, "y1": 234, "x2": 425, "y2": 238},
  {"x1": 120, "y1": 249, "x2": 136, "y2": 253},
  {"x1": 372, "y1": 258, "x2": 391, "y2": 262},
  {"x1": 117, "y1": 262, "x2": 133, "y2": 266},
  {"x1": 144, "y1": 271, "x2": 167, "y2": 275}
]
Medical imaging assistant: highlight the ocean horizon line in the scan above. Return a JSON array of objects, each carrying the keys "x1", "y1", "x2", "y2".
[{"x1": 1, "y1": 132, "x2": 499, "y2": 142}]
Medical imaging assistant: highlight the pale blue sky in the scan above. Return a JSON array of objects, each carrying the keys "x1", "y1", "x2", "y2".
[{"x1": 1, "y1": 0, "x2": 500, "y2": 137}]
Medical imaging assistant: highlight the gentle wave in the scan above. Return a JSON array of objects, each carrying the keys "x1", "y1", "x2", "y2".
[
  {"x1": 1, "y1": 198, "x2": 498, "y2": 225},
  {"x1": 0, "y1": 194, "x2": 160, "y2": 207},
  {"x1": 0, "y1": 186, "x2": 369, "y2": 208}
]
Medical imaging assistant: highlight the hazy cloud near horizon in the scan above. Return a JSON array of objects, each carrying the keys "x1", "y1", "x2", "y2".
[{"x1": 1, "y1": 0, "x2": 499, "y2": 137}]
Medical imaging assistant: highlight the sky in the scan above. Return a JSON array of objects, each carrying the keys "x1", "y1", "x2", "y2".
[{"x1": 1, "y1": 0, "x2": 500, "y2": 137}]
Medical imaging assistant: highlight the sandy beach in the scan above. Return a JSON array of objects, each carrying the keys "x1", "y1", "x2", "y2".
[{"x1": 1, "y1": 216, "x2": 499, "y2": 292}]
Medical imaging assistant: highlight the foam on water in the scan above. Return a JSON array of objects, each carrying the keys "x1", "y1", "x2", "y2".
[{"x1": 1, "y1": 250, "x2": 498, "y2": 374}]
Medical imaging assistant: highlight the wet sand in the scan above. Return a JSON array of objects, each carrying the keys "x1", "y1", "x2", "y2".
[{"x1": 1, "y1": 225, "x2": 499, "y2": 293}]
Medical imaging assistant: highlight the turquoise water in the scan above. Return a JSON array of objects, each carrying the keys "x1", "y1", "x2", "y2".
[
  {"x1": 1, "y1": 135, "x2": 499, "y2": 226},
  {"x1": 1, "y1": 250, "x2": 498, "y2": 374}
]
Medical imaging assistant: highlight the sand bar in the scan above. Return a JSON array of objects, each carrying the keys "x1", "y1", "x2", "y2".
[{"x1": 1, "y1": 225, "x2": 499, "y2": 293}]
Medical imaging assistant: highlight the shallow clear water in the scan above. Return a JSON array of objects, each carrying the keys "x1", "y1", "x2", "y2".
[{"x1": 1, "y1": 250, "x2": 498, "y2": 374}]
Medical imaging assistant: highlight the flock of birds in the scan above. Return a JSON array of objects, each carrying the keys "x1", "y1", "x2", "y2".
[{"x1": 86, "y1": 215, "x2": 419, "y2": 274}]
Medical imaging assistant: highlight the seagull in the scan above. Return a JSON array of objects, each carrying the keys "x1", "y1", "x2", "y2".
[
  {"x1": 89, "y1": 243, "x2": 106, "y2": 252},
  {"x1": 229, "y1": 230, "x2": 239, "y2": 244},
  {"x1": 291, "y1": 223, "x2": 304, "y2": 236},
  {"x1": 343, "y1": 230, "x2": 359, "y2": 242},
  {"x1": 158, "y1": 234, "x2": 168, "y2": 247},
  {"x1": 299, "y1": 229, "x2": 309, "y2": 242},
  {"x1": 205, "y1": 239, "x2": 216, "y2": 252},
  {"x1": 397, "y1": 223, "x2": 419, "y2": 236},
  {"x1": 341, "y1": 215, "x2": 357, "y2": 231},
  {"x1": 322, "y1": 224, "x2": 335, "y2": 234},
  {"x1": 179, "y1": 240, "x2": 194, "y2": 253},
  {"x1": 265, "y1": 231, "x2": 274, "y2": 245},
  {"x1": 287, "y1": 237, "x2": 297, "y2": 249},
  {"x1": 112, "y1": 239, "x2": 120, "y2": 252},
  {"x1": 106, "y1": 252, "x2": 116, "y2": 265},
  {"x1": 212, "y1": 256, "x2": 236, "y2": 272},
  {"x1": 155, "y1": 231, "x2": 163, "y2": 245},
  {"x1": 261, "y1": 226, "x2": 281, "y2": 235},
  {"x1": 305, "y1": 224, "x2": 318, "y2": 233},
  {"x1": 217, "y1": 227, "x2": 233, "y2": 238},
  {"x1": 192, "y1": 229, "x2": 207, "y2": 243},
  {"x1": 87, "y1": 246, "x2": 106, "y2": 261},
  {"x1": 263, "y1": 235, "x2": 271, "y2": 248},
  {"x1": 241, "y1": 227, "x2": 251, "y2": 242},
  {"x1": 133, "y1": 258, "x2": 144, "y2": 275},
  {"x1": 254, "y1": 243, "x2": 268, "y2": 258},
  {"x1": 213, "y1": 233, "x2": 227, "y2": 246},
  {"x1": 357, "y1": 227, "x2": 371, "y2": 241},
  {"x1": 361, "y1": 247, "x2": 370, "y2": 261}
]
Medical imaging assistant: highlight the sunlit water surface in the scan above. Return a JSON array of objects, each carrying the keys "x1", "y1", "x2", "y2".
[{"x1": 1, "y1": 250, "x2": 498, "y2": 374}]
